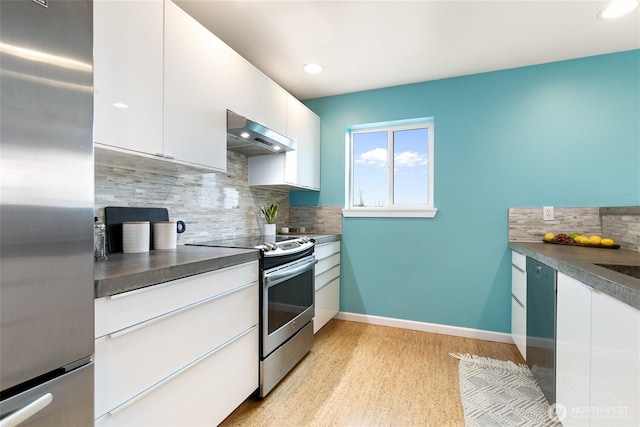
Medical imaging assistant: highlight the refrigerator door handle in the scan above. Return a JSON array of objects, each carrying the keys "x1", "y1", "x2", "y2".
[{"x1": 0, "y1": 393, "x2": 53, "y2": 427}]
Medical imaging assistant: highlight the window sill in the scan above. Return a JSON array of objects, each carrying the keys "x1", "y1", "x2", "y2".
[{"x1": 342, "y1": 207, "x2": 438, "y2": 218}]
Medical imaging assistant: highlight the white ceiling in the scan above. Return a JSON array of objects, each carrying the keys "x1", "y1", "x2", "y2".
[{"x1": 174, "y1": 1, "x2": 640, "y2": 100}]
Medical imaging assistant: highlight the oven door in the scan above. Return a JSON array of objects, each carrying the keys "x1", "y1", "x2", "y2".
[{"x1": 262, "y1": 255, "x2": 317, "y2": 357}]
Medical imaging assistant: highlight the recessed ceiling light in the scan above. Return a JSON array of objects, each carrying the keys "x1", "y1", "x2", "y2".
[
  {"x1": 303, "y1": 63, "x2": 323, "y2": 74},
  {"x1": 598, "y1": 0, "x2": 639, "y2": 19},
  {"x1": 112, "y1": 102, "x2": 129, "y2": 109}
]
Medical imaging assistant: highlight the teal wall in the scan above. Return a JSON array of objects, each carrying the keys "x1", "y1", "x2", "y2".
[{"x1": 292, "y1": 50, "x2": 640, "y2": 333}]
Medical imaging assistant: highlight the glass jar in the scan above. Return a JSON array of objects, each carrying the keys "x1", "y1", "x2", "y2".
[{"x1": 94, "y1": 217, "x2": 108, "y2": 260}]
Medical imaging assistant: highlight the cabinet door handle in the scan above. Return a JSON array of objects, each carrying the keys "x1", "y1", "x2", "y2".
[
  {"x1": 106, "y1": 325, "x2": 257, "y2": 417},
  {"x1": 108, "y1": 282, "x2": 256, "y2": 340},
  {"x1": 318, "y1": 250, "x2": 340, "y2": 259},
  {"x1": 0, "y1": 393, "x2": 53, "y2": 427},
  {"x1": 316, "y1": 276, "x2": 339, "y2": 292},
  {"x1": 512, "y1": 294, "x2": 525, "y2": 308}
]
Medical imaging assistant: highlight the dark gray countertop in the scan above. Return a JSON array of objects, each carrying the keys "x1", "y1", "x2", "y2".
[
  {"x1": 94, "y1": 235, "x2": 342, "y2": 299},
  {"x1": 94, "y1": 246, "x2": 260, "y2": 298},
  {"x1": 509, "y1": 242, "x2": 640, "y2": 310}
]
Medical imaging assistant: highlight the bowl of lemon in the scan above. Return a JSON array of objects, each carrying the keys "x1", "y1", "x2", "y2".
[{"x1": 543, "y1": 232, "x2": 619, "y2": 249}]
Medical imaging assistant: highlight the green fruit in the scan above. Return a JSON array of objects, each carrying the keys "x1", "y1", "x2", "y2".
[{"x1": 569, "y1": 233, "x2": 581, "y2": 239}]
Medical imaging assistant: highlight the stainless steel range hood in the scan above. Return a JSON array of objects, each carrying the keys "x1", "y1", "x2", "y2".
[{"x1": 227, "y1": 110, "x2": 296, "y2": 156}]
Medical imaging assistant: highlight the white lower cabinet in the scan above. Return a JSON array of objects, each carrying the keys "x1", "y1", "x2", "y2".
[
  {"x1": 556, "y1": 272, "x2": 592, "y2": 427},
  {"x1": 95, "y1": 327, "x2": 257, "y2": 427},
  {"x1": 314, "y1": 241, "x2": 341, "y2": 333},
  {"x1": 590, "y1": 289, "x2": 640, "y2": 426},
  {"x1": 556, "y1": 271, "x2": 640, "y2": 427},
  {"x1": 511, "y1": 251, "x2": 526, "y2": 359},
  {"x1": 94, "y1": 261, "x2": 259, "y2": 426}
]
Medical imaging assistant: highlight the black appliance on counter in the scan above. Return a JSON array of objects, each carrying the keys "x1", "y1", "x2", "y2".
[
  {"x1": 526, "y1": 258, "x2": 557, "y2": 405},
  {"x1": 189, "y1": 235, "x2": 316, "y2": 397}
]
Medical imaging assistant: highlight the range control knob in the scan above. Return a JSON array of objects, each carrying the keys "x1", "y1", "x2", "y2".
[
  {"x1": 262, "y1": 243, "x2": 272, "y2": 252},
  {"x1": 298, "y1": 236, "x2": 310, "y2": 243}
]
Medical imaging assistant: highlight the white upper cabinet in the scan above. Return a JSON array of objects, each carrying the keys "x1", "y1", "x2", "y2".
[
  {"x1": 248, "y1": 96, "x2": 320, "y2": 191},
  {"x1": 93, "y1": 0, "x2": 164, "y2": 155},
  {"x1": 94, "y1": 0, "x2": 320, "y2": 178},
  {"x1": 94, "y1": 0, "x2": 226, "y2": 172},
  {"x1": 286, "y1": 94, "x2": 321, "y2": 190},
  {"x1": 163, "y1": 1, "x2": 229, "y2": 171},
  {"x1": 307, "y1": 109, "x2": 321, "y2": 189},
  {"x1": 227, "y1": 51, "x2": 287, "y2": 136}
]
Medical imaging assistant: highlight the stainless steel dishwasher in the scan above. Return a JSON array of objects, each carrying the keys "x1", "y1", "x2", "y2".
[{"x1": 526, "y1": 258, "x2": 557, "y2": 405}]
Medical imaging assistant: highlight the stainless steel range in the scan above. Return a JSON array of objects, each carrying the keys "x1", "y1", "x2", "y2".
[{"x1": 190, "y1": 235, "x2": 316, "y2": 397}]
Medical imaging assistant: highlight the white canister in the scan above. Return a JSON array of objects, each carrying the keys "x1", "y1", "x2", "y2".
[
  {"x1": 153, "y1": 221, "x2": 185, "y2": 250},
  {"x1": 122, "y1": 221, "x2": 150, "y2": 253}
]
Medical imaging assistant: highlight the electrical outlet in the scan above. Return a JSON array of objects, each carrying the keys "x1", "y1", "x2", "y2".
[{"x1": 543, "y1": 206, "x2": 554, "y2": 221}]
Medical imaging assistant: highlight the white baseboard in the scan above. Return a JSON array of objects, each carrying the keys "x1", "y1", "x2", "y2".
[{"x1": 334, "y1": 311, "x2": 514, "y2": 344}]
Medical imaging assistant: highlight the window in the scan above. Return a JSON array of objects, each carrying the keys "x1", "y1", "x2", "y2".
[{"x1": 343, "y1": 119, "x2": 436, "y2": 218}]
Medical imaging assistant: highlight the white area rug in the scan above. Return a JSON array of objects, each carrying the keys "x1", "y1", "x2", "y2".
[{"x1": 451, "y1": 353, "x2": 562, "y2": 427}]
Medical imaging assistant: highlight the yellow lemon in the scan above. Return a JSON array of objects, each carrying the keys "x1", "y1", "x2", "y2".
[
  {"x1": 544, "y1": 233, "x2": 555, "y2": 241},
  {"x1": 577, "y1": 236, "x2": 590, "y2": 245},
  {"x1": 601, "y1": 238, "x2": 615, "y2": 246},
  {"x1": 589, "y1": 235, "x2": 602, "y2": 245}
]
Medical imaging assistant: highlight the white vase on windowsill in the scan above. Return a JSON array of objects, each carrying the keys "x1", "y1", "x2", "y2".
[{"x1": 264, "y1": 223, "x2": 276, "y2": 236}]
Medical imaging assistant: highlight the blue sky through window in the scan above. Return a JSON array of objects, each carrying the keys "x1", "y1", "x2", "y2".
[
  {"x1": 394, "y1": 128, "x2": 428, "y2": 204},
  {"x1": 352, "y1": 127, "x2": 429, "y2": 207}
]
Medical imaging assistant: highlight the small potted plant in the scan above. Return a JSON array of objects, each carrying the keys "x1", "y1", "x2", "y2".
[{"x1": 260, "y1": 203, "x2": 278, "y2": 235}]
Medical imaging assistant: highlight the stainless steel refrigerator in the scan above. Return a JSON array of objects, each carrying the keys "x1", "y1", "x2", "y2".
[{"x1": 0, "y1": 0, "x2": 94, "y2": 425}]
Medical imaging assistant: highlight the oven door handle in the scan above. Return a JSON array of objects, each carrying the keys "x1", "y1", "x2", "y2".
[{"x1": 265, "y1": 258, "x2": 318, "y2": 287}]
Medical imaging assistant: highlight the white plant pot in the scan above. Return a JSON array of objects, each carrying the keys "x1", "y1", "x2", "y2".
[{"x1": 264, "y1": 223, "x2": 276, "y2": 235}]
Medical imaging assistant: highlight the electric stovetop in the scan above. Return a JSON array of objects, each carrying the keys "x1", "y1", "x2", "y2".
[{"x1": 189, "y1": 235, "x2": 297, "y2": 249}]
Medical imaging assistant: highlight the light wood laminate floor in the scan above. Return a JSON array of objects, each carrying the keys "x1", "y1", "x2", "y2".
[{"x1": 221, "y1": 319, "x2": 524, "y2": 426}]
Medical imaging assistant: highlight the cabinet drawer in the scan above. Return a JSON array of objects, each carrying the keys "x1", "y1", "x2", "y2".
[
  {"x1": 316, "y1": 265, "x2": 340, "y2": 292},
  {"x1": 95, "y1": 282, "x2": 258, "y2": 417},
  {"x1": 511, "y1": 251, "x2": 526, "y2": 271},
  {"x1": 316, "y1": 253, "x2": 340, "y2": 276},
  {"x1": 95, "y1": 326, "x2": 259, "y2": 427},
  {"x1": 95, "y1": 261, "x2": 258, "y2": 338},
  {"x1": 314, "y1": 278, "x2": 339, "y2": 333},
  {"x1": 315, "y1": 241, "x2": 340, "y2": 260},
  {"x1": 511, "y1": 295, "x2": 526, "y2": 360},
  {"x1": 511, "y1": 266, "x2": 526, "y2": 305}
]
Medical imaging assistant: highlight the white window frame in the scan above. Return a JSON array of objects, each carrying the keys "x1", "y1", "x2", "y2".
[{"x1": 343, "y1": 119, "x2": 437, "y2": 218}]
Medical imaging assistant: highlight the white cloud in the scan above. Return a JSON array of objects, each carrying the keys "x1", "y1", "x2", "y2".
[
  {"x1": 357, "y1": 148, "x2": 427, "y2": 170},
  {"x1": 394, "y1": 151, "x2": 427, "y2": 168},
  {"x1": 356, "y1": 147, "x2": 387, "y2": 167}
]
